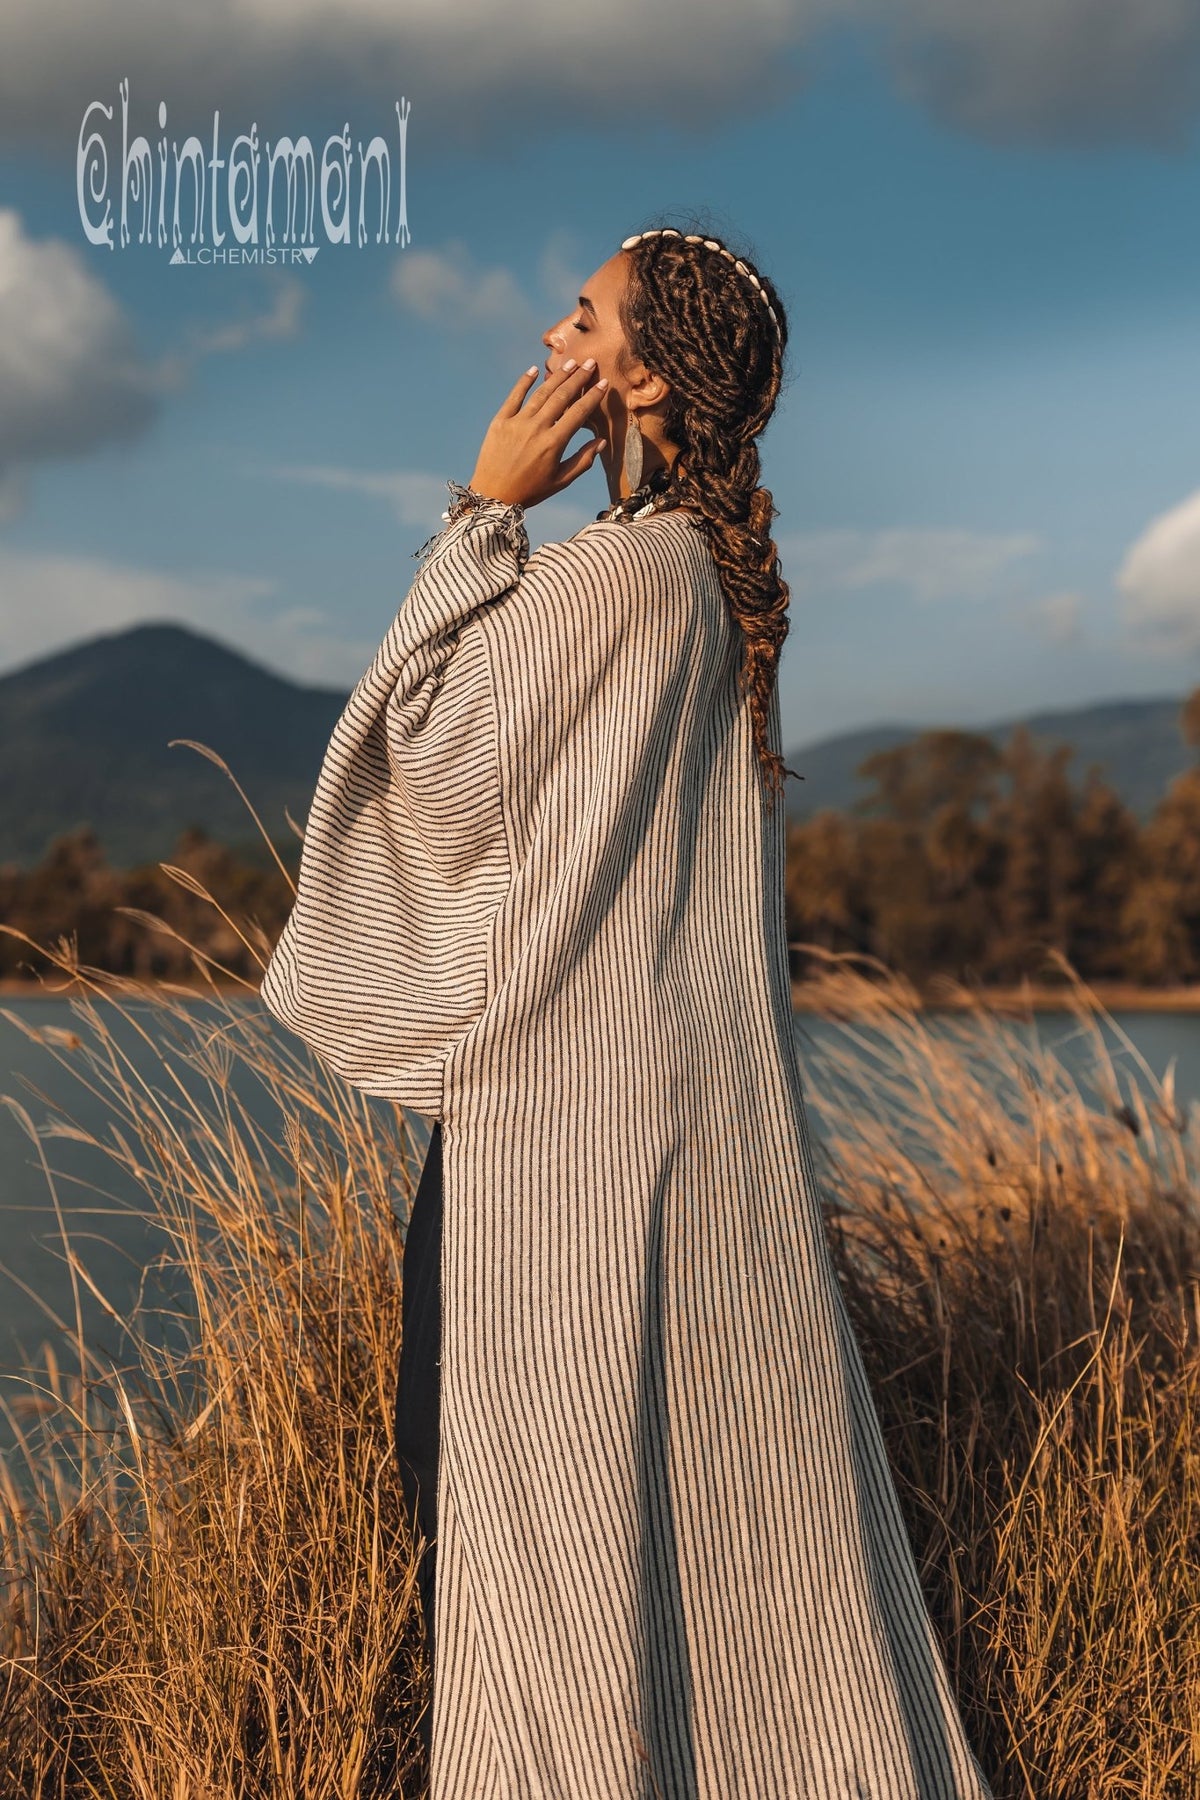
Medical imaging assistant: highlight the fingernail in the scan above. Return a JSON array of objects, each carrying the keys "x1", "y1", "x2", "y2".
[
  {"x1": 596, "y1": 377, "x2": 608, "y2": 388},
  {"x1": 562, "y1": 357, "x2": 577, "y2": 372},
  {"x1": 582, "y1": 357, "x2": 596, "y2": 370}
]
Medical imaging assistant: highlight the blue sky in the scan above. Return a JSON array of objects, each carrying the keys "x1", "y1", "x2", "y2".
[{"x1": 1, "y1": 6, "x2": 1198, "y2": 749}]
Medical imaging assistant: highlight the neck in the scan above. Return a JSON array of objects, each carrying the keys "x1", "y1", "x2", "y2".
[{"x1": 598, "y1": 463, "x2": 672, "y2": 524}]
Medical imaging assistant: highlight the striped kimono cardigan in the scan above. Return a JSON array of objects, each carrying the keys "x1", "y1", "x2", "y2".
[{"x1": 258, "y1": 492, "x2": 995, "y2": 1800}]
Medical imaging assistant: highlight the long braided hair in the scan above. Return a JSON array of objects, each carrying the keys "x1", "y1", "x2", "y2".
[{"x1": 612, "y1": 218, "x2": 800, "y2": 811}]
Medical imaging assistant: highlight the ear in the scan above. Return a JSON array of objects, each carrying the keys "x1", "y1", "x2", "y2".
[{"x1": 629, "y1": 365, "x2": 671, "y2": 410}]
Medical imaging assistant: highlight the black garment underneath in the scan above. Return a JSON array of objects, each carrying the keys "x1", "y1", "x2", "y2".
[{"x1": 393, "y1": 1120, "x2": 443, "y2": 1761}]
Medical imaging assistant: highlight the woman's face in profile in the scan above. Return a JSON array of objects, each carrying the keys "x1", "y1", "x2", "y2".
[
  {"x1": 541, "y1": 249, "x2": 678, "y2": 497},
  {"x1": 541, "y1": 251, "x2": 631, "y2": 431}
]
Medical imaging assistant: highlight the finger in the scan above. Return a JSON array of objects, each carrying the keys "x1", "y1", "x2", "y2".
[
  {"x1": 498, "y1": 366, "x2": 541, "y2": 418},
  {"x1": 527, "y1": 357, "x2": 591, "y2": 415},
  {"x1": 548, "y1": 434, "x2": 607, "y2": 494},
  {"x1": 551, "y1": 378, "x2": 608, "y2": 436},
  {"x1": 541, "y1": 365, "x2": 603, "y2": 425}
]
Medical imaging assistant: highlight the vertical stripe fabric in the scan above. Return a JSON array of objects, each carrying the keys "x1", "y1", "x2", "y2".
[{"x1": 259, "y1": 497, "x2": 995, "y2": 1800}]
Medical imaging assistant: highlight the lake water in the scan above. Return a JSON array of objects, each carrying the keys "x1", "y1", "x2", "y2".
[{"x1": 2, "y1": 989, "x2": 1197, "y2": 1451}]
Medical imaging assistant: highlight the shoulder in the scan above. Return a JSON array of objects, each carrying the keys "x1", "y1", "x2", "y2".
[
  {"x1": 565, "y1": 505, "x2": 708, "y2": 557},
  {"x1": 476, "y1": 509, "x2": 715, "y2": 679},
  {"x1": 523, "y1": 508, "x2": 713, "y2": 613}
]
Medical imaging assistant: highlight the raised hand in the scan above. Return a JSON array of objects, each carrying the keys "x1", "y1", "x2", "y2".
[{"x1": 468, "y1": 359, "x2": 608, "y2": 510}]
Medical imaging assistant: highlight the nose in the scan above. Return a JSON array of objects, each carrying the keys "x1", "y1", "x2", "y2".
[{"x1": 542, "y1": 325, "x2": 566, "y2": 369}]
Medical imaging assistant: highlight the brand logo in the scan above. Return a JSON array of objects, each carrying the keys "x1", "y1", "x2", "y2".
[{"x1": 78, "y1": 79, "x2": 411, "y2": 263}]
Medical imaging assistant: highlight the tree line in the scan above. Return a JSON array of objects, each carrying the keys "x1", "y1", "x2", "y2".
[
  {"x1": 0, "y1": 826, "x2": 299, "y2": 985},
  {"x1": 785, "y1": 691, "x2": 1200, "y2": 987},
  {"x1": 4, "y1": 692, "x2": 1200, "y2": 989}
]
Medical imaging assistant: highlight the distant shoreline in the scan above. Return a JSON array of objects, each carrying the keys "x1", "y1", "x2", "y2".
[
  {"x1": 791, "y1": 979, "x2": 1200, "y2": 1014},
  {"x1": 5, "y1": 974, "x2": 1200, "y2": 1014}
]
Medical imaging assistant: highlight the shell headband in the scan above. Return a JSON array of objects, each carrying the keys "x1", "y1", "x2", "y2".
[{"x1": 620, "y1": 228, "x2": 781, "y2": 342}]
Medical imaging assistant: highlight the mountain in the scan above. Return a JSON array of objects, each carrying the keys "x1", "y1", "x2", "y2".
[
  {"x1": 783, "y1": 695, "x2": 1193, "y2": 826},
  {"x1": 0, "y1": 622, "x2": 349, "y2": 869},
  {"x1": 0, "y1": 622, "x2": 1190, "y2": 869}
]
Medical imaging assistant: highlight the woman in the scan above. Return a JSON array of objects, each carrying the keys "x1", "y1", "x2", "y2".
[{"x1": 259, "y1": 221, "x2": 995, "y2": 1799}]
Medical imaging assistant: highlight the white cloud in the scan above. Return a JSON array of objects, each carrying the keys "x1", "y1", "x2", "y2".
[
  {"x1": 388, "y1": 229, "x2": 597, "y2": 369},
  {"x1": 175, "y1": 277, "x2": 305, "y2": 359},
  {"x1": 0, "y1": 469, "x2": 30, "y2": 524},
  {"x1": 390, "y1": 240, "x2": 539, "y2": 336},
  {"x1": 253, "y1": 457, "x2": 607, "y2": 548},
  {"x1": 252, "y1": 461, "x2": 453, "y2": 528},
  {"x1": 0, "y1": 206, "x2": 160, "y2": 496},
  {"x1": 776, "y1": 525, "x2": 1041, "y2": 604},
  {"x1": 1021, "y1": 588, "x2": 1085, "y2": 646},
  {"x1": 0, "y1": 208, "x2": 309, "y2": 516},
  {"x1": 1117, "y1": 486, "x2": 1200, "y2": 655},
  {"x1": 0, "y1": 0, "x2": 821, "y2": 154},
  {"x1": 0, "y1": 545, "x2": 378, "y2": 687},
  {"x1": 536, "y1": 228, "x2": 589, "y2": 316},
  {"x1": 0, "y1": 476, "x2": 612, "y2": 689},
  {"x1": 877, "y1": 0, "x2": 1200, "y2": 149},
  {"x1": 2, "y1": 1, "x2": 1194, "y2": 158}
]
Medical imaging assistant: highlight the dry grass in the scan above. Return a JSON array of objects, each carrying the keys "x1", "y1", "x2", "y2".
[
  {"x1": 1, "y1": 880, "x2": 1199, "y2": 1793},
  {"x1": 796, "y1": 947, "x2": 1200, "y2": 1797},
  {"x1": 0, "y1": 940, "x2": 431, "y2": 1798}
]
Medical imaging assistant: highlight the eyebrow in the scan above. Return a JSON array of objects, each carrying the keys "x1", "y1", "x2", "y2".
[{"x1": 577, "y1": 294, "x2": 597, "y2": 318}]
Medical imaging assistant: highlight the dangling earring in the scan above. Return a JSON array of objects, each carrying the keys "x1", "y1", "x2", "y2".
[{"x1": 622, "y1": 413, "x2": 644, "y2": 494}]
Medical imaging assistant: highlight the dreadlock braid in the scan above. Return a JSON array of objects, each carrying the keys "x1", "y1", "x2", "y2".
[{"x1": 615, "y1": 223, "x2": 800, "y2": 812}]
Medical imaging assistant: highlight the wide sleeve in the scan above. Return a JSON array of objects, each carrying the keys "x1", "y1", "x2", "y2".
[
  {"x1": 257, "y1": 493, "x2": 529, "y2": 1116},
  {"x1": 448, "y1": 511, "x2": 728, "y2": 1041},
  {"x1": 478, "y1": 513, "x2": 718, "y2": 888}
]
